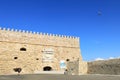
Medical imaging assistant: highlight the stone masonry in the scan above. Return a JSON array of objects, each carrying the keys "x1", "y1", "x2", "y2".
[{"x1": 0, "y1": 27, "x2": 87, "y2": 75}]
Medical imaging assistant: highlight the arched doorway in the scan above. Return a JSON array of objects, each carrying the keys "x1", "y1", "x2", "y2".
[{"x1": 43, "y1": 66, "x2": 52, "y2": 71}]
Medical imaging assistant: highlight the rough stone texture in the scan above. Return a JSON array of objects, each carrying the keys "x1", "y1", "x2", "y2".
[
  {"x1": 87, "y1": 59, "x2": 120, "y2": 75},
  {"x1": 67, "y1": 60, "x2": 79, "y2": 75},
  {"x1": 1, "y1": 28, "x2": 120, "y2": 75},
  {"x1": 79, "y1": 61, "x2": 88, "y2": 74},
  {"x1": 0, "y1": 29, "x2": 83, "y2": 75}
]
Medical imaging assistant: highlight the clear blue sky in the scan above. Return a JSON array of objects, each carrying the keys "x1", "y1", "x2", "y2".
[{"x1": 0, "y1": 0, "x2": 120, "y2": 61}]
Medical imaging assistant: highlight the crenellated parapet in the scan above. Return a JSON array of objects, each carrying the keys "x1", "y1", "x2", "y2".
[
  {"x1": 0, "y1": 27, "x2": 79, "y2": 39},
  {"x1": 0, "y1": 27, "x2": 82, "y2": 75},
  {"x1": 0, "y1": 27, "x2": 80, "y2": 48}
]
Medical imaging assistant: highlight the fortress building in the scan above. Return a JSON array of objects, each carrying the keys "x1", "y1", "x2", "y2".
[{"x1": 0, "y1": 27, "x2": 87, "y2": 75}]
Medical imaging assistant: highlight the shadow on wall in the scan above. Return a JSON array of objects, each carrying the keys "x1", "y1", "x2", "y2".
[{"x1": 87, "y1": 58, "x2": 120, "y2": 75}]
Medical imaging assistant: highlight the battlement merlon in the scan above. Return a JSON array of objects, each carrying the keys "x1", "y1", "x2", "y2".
[{"x1": 0, "y1": 27, "x2": 80, "y2": 48}]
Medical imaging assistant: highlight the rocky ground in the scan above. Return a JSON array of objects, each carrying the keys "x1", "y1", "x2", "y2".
[{"x1": 0, "y1": 74, "x2": 120, "y2": 80}]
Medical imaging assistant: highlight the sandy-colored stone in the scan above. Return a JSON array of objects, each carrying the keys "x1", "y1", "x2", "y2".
[
  {"x1": 1, "y1": 28, "x2": 120, "y2": 75},
  {"x1": 79, "y1": 61, "x2": 88, "y2": 74},
  {"x1": 0, "y1": 28, "x2": 83, "y2": 75}
]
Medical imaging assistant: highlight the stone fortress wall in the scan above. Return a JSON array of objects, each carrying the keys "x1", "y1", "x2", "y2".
[
  {"x1": 87, "y1": 58, "x2": 120, "y2": 75},
  {"x1": 0, "y1": 27, "x2": 87, "y2": 75},
  {"x1": 2, "y1": 27, "x2": 120, "y2": 75}
]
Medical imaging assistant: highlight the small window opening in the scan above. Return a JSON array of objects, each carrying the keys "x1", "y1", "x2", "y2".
[
  {"x1": 66, "y1": 59, "x2": 70, "y2": 61},
  {"x1": 36, "y1": 58, "x2": 39, "y2": 60},
  {"x1": 14, "y1": 57, "x2": 18, "y2": 59},
  {"x1": 65, "y1": 69, "x2": 68, "y2": 71},
  {"x1": 20, "y1": 47, "x2": 26, "y2": 51}
]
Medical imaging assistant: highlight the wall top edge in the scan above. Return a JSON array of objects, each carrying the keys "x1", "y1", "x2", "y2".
[{"x1": 0, "y1": 27, "x2": 80, "y2": 39}]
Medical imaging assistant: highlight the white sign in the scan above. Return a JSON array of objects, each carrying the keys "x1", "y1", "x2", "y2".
[
  {"x1": 60, "y1": 60, "x2": 66, "y2": 68},
  {"x1": 42, "y1": 48, "x2": 54, "y2": 62}
]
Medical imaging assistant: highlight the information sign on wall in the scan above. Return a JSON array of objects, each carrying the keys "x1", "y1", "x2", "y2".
[{"x1": 42, "y1": 48, "x2": 54, "y2": 62}]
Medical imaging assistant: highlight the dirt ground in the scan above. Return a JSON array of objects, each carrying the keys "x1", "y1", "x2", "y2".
[{"x1": 0, "y1": 74, "x2": 120, "y2": 80}]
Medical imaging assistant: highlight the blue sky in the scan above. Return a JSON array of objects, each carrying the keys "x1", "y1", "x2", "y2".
[{"x1": 0, "y1": 0, "x2": 120, "y2": 61}]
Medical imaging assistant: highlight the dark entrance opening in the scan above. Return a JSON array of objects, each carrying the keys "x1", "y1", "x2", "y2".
[
  {"x1": 43, "y1": 66, "x2": 52, "y2": 71},
  {"x1": 13, "y1": 68, "x2": 22, "y2": 73}
]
